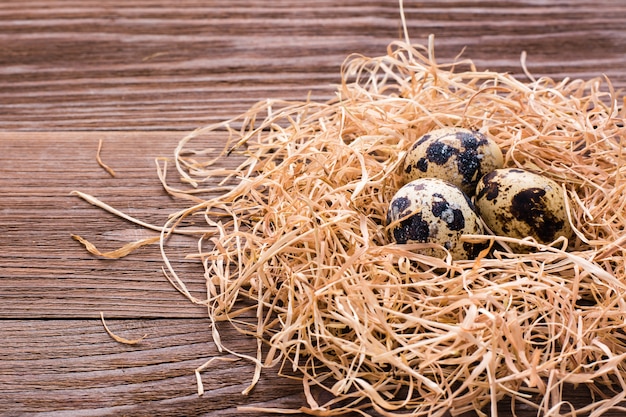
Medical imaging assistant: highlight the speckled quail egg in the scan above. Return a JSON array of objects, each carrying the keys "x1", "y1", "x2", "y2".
[
  {"x1": 402, "y1": 127, "x2": 504, "y2": 196},
  {"x1": 386, "y1": 178, "x2": 486, "y2": 260},
  {"x1": 475, "y1": 168, "x2": 573, "y2": 245}
]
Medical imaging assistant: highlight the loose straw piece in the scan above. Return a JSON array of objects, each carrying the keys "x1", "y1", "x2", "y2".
[
  {"x1": 70, "y1": 190, "x2": 166, "y2": 233},
  {"x1": 96, "y1": 139, "x2": 117, "y2": 177},
  {"x1": 100, "y1": 312, "x2": 147, "y2": 345},
  {"x1": 72, "y1": 233, "x2": 160, "y2": 259},
  {"x1": 195, "y1": 356, "x2": 240, "y2": 396}
]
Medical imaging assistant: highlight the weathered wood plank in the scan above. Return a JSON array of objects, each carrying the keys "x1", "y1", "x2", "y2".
[
  {"x1": 0, "y1": 131, "x2": 219, "y2": 319},
  {"x1": 1, "y1": 0, "x2": 625, "y2": 131},
  {"x1": 0, "y1": 318, "x2": 309, "y2": 416}
]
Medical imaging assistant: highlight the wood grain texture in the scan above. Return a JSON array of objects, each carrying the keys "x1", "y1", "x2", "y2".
[
  {"x1": 2, "y1": 1, "x2": 626, "y2": 416},
  {"x1": 0, "y1": 318, "x2": 308, "y2": 416},
  {"x1": 0, "y1": 132, "x2": 213, "y2": 319},
  {"x1": 1, "y1": 0, "x2": 625, "y2": 131}
]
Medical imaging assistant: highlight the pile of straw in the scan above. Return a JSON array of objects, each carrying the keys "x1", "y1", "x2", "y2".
[{"x1": 75, "y1": 36, "x2": 625, "y2": 416}]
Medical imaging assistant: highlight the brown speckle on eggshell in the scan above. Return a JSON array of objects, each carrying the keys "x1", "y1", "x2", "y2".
[
  {"x1": 402, "y1": 127, "x2": 504, "y2": 196},
  {"x1": 387, "y1": 178, "x2": 486, "y2": 260},
  {"x1": 475, "y1": 168, "x2": 573, "y2": 246}
]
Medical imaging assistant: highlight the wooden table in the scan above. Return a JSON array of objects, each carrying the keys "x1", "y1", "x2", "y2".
[{"x1": 2, "y1": 1, "x2": 625, "y2": 415}]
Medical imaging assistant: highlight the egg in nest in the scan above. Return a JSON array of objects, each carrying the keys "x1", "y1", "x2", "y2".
[
  {"x1": 402, "y1": 127, "x2": 503, "y2": 195},
  {"x1": 475, "y1": 168, "x2": 573, "y2": 246},
  {"x1": 386, "y1": 178, "x2": 486, "y2": 260}
]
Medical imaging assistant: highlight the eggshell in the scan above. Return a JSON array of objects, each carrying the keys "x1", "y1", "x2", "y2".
[
  {"x1": 402, "y1": 127, "x2": 503, "y2": 195},
  {"x1": 386, "y1": 178, "x2": 486, "y2": 260},
  {"x1": 475, "y1": 168, "x2": 573, "y2": 245}
]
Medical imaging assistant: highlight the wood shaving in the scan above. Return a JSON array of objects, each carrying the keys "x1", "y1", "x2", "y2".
[
  {"x1": 96, "y1": 138, "x2": 117, "y2": 177},
  {"x1": 100, "y1": 312, "x2": 147, "y2": 345}
]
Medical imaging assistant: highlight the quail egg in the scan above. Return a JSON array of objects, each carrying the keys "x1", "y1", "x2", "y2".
[
  {"x1": 475, "y1": 168, "x2": 572, "y2": 245},
  {"x1": 386, "y1": 178, "x2": 486, "y2": 260},
  {"x1": 402, "y1": 127, "x2": 504, "y2": 196}
]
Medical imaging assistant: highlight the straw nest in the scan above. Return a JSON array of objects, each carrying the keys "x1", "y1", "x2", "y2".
[{"x1": 75, "y1": 37, "x2": 625, "y2": 416}]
